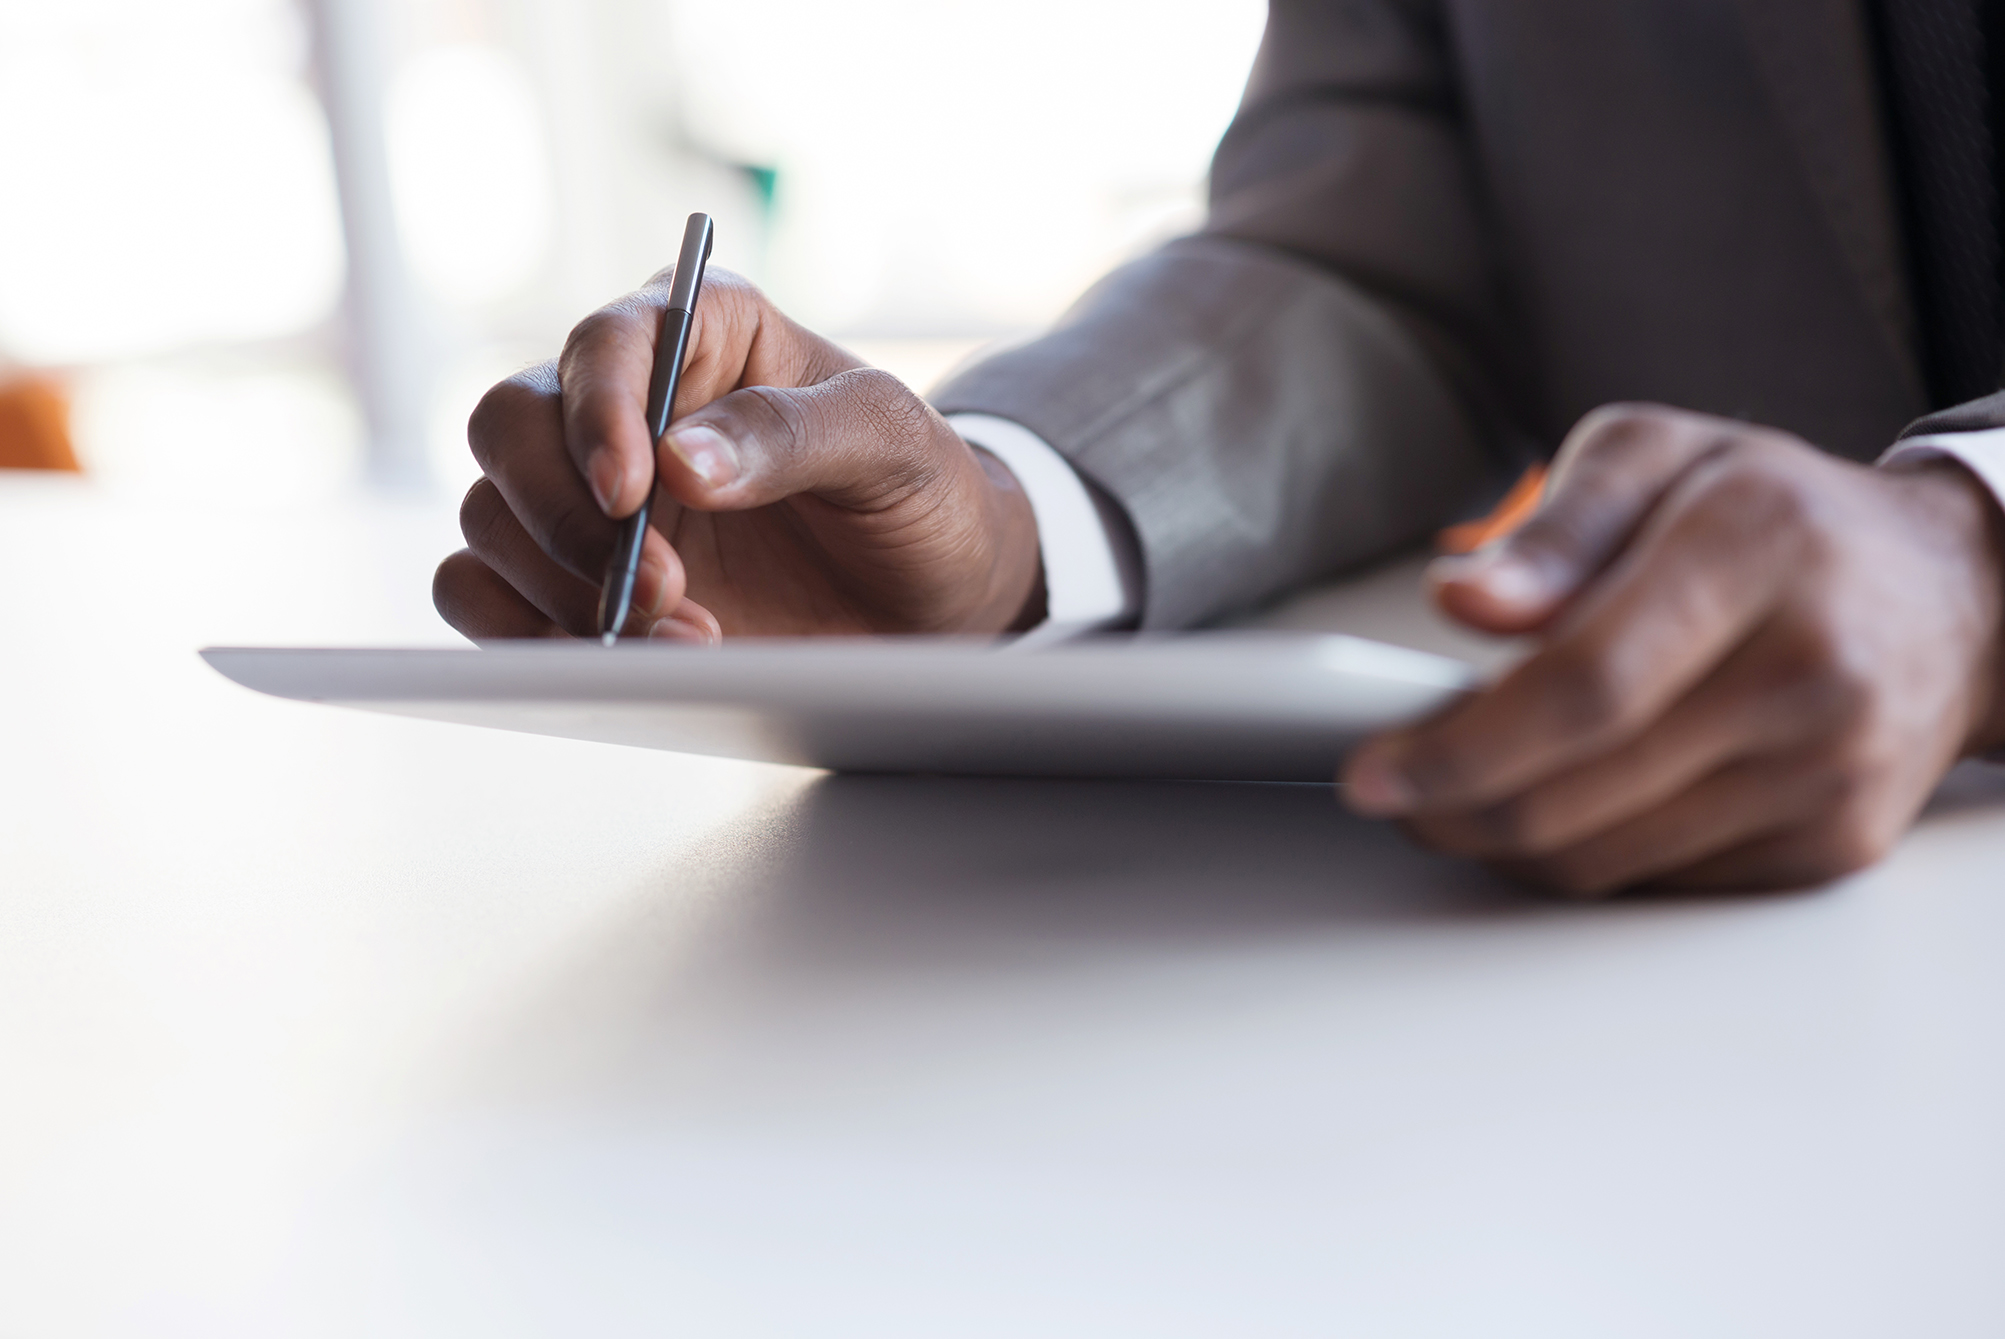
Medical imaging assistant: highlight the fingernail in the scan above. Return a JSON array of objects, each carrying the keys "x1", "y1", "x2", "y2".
[
  {"x1": 587, "y1": 449, "x2": 624, "y2": 514},
  {"x1": 1428, "y1": 550, "x2": 1485, "y2": 582},
  {"x1": 1344, "y1": 746, "x2": 1417, "y2": 816},
  {"x1": 1481, "y1": 554, "x2": 1552, "y2": 608},
  {"x1": 664, "y1": 425, "x2": 740, "y2": 487},
  {"x1": 647, "y1": 615, "x2": 719, "y2": 645},
  {"x1": 1436, "y1": 549, "x2": 1550, "y2": 610}
]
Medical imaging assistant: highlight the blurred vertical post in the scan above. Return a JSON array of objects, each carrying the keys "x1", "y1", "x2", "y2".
[{"x1": 304, "y1": 0, "x2": 434, "y2": 493}]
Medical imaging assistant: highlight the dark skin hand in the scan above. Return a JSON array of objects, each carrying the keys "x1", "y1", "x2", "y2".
[
  {"x1": 1343, "y1": 403, "x2": 2005, "y2": 895},
  {"x1": 433, "y1": 267, "x2": 1045, "y2": 644}
]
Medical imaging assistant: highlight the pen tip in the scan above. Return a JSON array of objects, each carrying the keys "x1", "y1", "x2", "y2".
[{"x1": 600, "y1": 631, "x2": 618, "y2": 648}]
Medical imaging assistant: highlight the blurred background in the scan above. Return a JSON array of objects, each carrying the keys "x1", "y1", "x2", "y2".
[{"x1": 0, "y1": 0, "x2": 1266, "y2": 504}]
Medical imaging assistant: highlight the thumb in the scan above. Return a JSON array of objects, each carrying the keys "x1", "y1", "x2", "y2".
[
  {"x1": 1431, "y1": 403, "x2": 1738, "y2": 634},
  {"x1": 654, "y1": 368, "x2": 952, "y2": 512}
]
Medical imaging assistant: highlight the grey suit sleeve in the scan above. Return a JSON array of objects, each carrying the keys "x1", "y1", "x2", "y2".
[
  {"x1": 1898, "y1": 389, "x2": 2005, "y2": 438},
  {"x1": 1881, "y1": 394, "x2": 2005, "y2": 542},
  {"x1": 932, "y1": 0, "x2": 1520, "y2": 630}
]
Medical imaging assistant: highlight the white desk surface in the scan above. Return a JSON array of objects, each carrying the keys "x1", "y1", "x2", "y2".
[{"x1": 5, "y1": 474, "x2": 2004, "y2": 1337}]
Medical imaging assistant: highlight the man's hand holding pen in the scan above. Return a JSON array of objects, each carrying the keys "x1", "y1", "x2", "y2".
[{"x1": 434, "y1": 267, "x2": 1045, "y2": 645}]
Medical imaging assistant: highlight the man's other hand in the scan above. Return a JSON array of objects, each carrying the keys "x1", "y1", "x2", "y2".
[
  {"x1": 1342, "y1": 404, "x2": 2005, "y2": 895},
  {"x1": 433, "y1": 269, "x2": 1044, "y2": 643}
]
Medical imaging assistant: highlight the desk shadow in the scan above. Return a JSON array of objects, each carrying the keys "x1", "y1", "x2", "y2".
[
  {"x1": 707, "y1": 774, "x2": 1530, "y2": 966},
  {"x1": 461, "y1": 775, "x2": 1545, "y2": 1100},
  {"x1": 1922, "y1": 758, "x2": 2005, "y2": 819},
  {"x1": 449, "y1": 766, "x2": 2005, "y2": 1108}
]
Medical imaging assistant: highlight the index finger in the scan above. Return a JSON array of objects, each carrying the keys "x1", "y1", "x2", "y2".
[
  {"x1": 556, "y1": 271, "x2": 859, "y2": 521},
  {"x1": 1347, "y1": 444, "x2": 1805, "y2": 814},
  {"x1": 1432, "y1": 404, "x2": 1746, "y2": 634}
]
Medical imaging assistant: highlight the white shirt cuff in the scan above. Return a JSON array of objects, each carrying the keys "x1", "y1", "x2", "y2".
[
  {"x1": 947, "y1": 412, "x2": 1140, "y2": 644},
  {"x1": 1882, "y1": 426, "x2": 2005, "y2": 766},
  {"x1": 1879, "y1": 425, "x2": 2005, "y2": 506}
]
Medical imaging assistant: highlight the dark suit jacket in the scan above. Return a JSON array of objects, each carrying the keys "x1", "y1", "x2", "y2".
[{"x1": 935, "y1": 0, "x2": 1977, "y2": 629}]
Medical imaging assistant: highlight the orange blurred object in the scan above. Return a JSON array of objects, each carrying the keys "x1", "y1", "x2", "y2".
[
  {"x1": 0, "y1": 374, "x2": 81, "y2": 472},
  {"x1": 1437, "y1": 462, "x2": 1546, "y2": 554}
]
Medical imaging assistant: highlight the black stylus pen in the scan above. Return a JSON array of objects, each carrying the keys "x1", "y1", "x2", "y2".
[{"x1": 598, "y1": 211, "x2": 715, "y2": 645}]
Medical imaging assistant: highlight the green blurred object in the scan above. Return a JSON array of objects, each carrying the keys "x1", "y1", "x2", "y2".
[{"x1": 737, "y1": 163, "x2": 779, "y2": 220}]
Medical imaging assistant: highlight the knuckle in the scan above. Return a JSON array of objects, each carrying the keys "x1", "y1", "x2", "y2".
[
  {"x1": 1768, "y1": 614, "x2": 1842, "y2": 679},
  {"x1": 458, "y1": 478, "x2": 506, "y2": 549},
  {"x1": 644, "y1": 263, "x2": 755, "y2": 301},
  {"x1": 739, "y1": 384, "x2": 811, "y2": 453},
  {"x1": 853, "y1": 371, "x2": 942, "y2": 471},
  {"x1": 1825, "y1": 739, "x2": 1896, "y2": 806},
  {"x1": 561, "y1": 307, "x2": 633, "y2": 360},
  {"x1": 1576, "y1": 401, "x2": 1674, "y2": 444},
  {"x1": 818, "y1": 366, "x2": 923, "y2": 429},
  {"x1": 1815, "y1": 687, "x2": 1879, "y2": 751},
  {"x1": 1559, "y1": 401, "x2": 1683, "y2": 468},
  {"x1": 1792, "y1": 747, "x2": 1873, "y2": 819},
  {"x1": 1471, "y1": 795, "x2": 1564, "y2": 857},
  {"x1": 542, "y1": 497, "x2": 612, "y2": 572},
  {"x1": 844, "y1": 365, "x2": 918, "y2": 404},
  {"x1": 1509, "y1": 500, "x2": 1599, "y2": 567},
  {"x1": 1784, "y1": 747, "x2": 1900, "y2": 875},
  {"x1": 1757, "y1": 611, "x2": 1881, "y2": 737},
  {"x1": 431, "y1": 550, "x2": 481, "y2": 627},
  {"x1": 1396, "y1": 739, "x2": 1476, "y2": 802},
  {"x1": 1796, "y1": 633, "x2": 1876, "y2": 727},
  {"x1": 1694, "y1": 455, "x2": 1845, "y2": 571},
  {"x1": 697, "y1": 266, "x2": 757, "y2": 304},
  {"x1": 1705, "y1": 456, "x2": 1815, "y2": 534},
  {"x1": 466, "y1": 375, "x2": 547, "y2": 466},
  {"x1": 1540, "y1": 645, "x2": 1635, "y2": 740},
  {"x1": 697, "y1": 275, "x2": 777, "y2": 350}
]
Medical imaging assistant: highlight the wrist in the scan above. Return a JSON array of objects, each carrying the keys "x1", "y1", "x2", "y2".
[
  {"x1": 1893, "y1": 461, "x2": 2005, "y2": 753},
  {"x1": 966, "y1": 445, "x2": 1047, "y2": 634}
]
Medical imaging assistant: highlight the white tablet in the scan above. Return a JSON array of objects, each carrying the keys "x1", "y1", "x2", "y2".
[{"x1": 201, "y1": 634, "x2": 1471, "y2": 782}]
